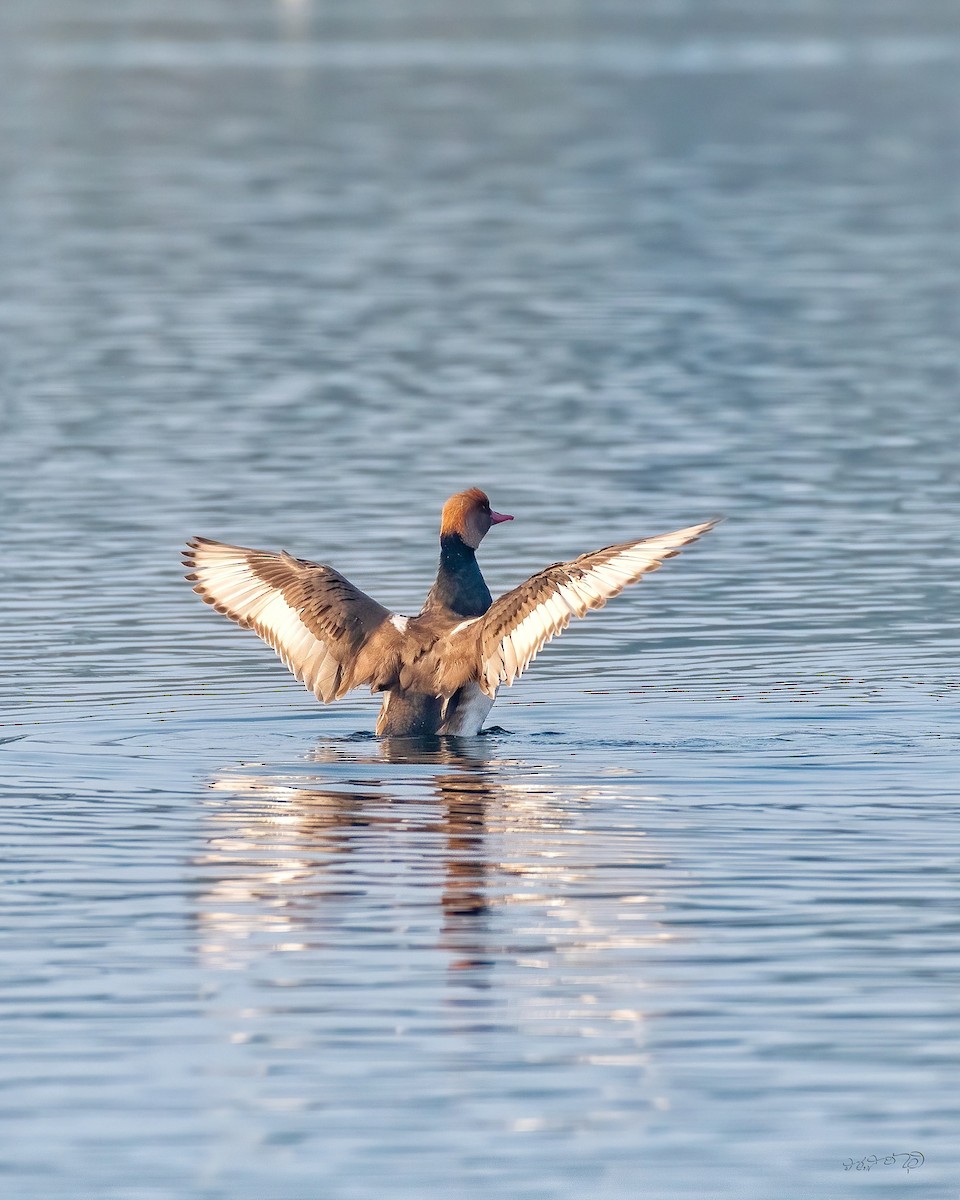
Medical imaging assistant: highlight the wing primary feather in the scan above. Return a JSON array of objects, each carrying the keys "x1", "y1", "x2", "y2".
[{"x1": 184, "y1": 537, "x2": 390, "y2": 704}]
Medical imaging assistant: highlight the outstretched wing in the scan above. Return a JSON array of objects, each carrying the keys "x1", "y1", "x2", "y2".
[
  {"x1": 183, "y1": 537, "x2": 391, "y2": 701},
  {"x1": 475, "y1": 520, "x2": 718, "y2": 697}
]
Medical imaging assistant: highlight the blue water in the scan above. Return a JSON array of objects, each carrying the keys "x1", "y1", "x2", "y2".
[{"x1": 2, "y1": 1, "x2": 960, "y2": 1196}]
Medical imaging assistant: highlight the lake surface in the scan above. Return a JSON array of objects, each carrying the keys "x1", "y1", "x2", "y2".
[{"x1": 2, "y1": 1, "x2": 960, "y2": 1196}]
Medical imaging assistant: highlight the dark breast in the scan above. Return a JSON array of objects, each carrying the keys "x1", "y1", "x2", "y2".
[{"x1": 425, "y1": 534, "x2": 493, "y2": 618}]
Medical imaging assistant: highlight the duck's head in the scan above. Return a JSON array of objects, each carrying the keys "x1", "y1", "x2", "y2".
[{"x1": 440, "y1": 487, "x2": 513, "y2": 549}]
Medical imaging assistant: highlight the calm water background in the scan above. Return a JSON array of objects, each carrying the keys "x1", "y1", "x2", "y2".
[{"x1": 2, "y1": 1, "x2": 960, "y2": 1196}]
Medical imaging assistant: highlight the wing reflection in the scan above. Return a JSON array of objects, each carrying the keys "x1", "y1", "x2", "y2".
[
  {"x1": 193, "y1": 734, "x2": 677, "y2": 1013},
  {"x1": 194, "y1": 737, "x2": 510, "y2": 975}
]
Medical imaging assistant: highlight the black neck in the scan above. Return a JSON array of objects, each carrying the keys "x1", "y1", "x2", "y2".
[{"x1": 426, "y1": 534, "x2": 493, "y2": 617}]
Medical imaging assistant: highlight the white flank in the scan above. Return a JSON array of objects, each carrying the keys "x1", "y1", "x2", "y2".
[{"x1": 439, "y1": 683, "x2": 495, "y2": 736}]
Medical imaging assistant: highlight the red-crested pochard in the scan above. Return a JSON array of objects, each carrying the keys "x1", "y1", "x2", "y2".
[{"x1": 184, "y1": 488, "x2": 716, "y2": 736}]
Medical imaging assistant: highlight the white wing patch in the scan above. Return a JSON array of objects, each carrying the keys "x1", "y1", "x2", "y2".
[
  {"x1": 389, "y1": 614, "x2": 410, "y2": 633},
  {"x1": 187, "y1": 543, "x2": 345, "y2": 702},
  {"x1": 480, "y1": 520, "x2": 717, "y2": 696}
]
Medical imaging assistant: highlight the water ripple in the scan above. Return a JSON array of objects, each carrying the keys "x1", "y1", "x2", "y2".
[{"x1": 3, "y1": 1, "x2": 960, "y2": 1197}]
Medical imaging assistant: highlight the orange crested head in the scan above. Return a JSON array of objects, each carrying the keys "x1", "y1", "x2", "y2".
[{"x1": 440, "y1": 487, "x2": 513, "y2": 549}]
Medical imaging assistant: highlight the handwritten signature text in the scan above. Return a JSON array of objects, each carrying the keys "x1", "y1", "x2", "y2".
[{"x1": 842, "y1": 1152, "x2": 924, "y2": 1173}]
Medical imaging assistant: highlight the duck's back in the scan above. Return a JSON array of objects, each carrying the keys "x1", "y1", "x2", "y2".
[{"x1": 375, "y1": 532, "x2": 495, "y2": 737}]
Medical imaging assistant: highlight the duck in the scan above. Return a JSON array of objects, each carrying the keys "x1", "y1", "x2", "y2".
[{"x1": 183, "y1": 488, "x2": 716, "y2": 737}]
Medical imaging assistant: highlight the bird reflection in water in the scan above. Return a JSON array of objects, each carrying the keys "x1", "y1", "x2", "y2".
[
  {"x1": 194, "y1": 737, "x2": 514, "y2": 977},
  {"x1": 381, "y1": 737, "x2": 495, "y2": 972}
]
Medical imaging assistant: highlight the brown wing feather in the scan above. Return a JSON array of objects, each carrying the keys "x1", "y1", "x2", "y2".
[
  {"x1": 475, "y1": 520, "x2": 718, "y2": 697},
  {"x1": 183, "y1": 537, "x2": 391, "y2": 701}
]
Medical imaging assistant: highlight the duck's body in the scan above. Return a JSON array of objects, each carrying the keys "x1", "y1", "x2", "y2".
[{"x1": 184, "y1": 488, "x2": 716, "y2": 737}]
